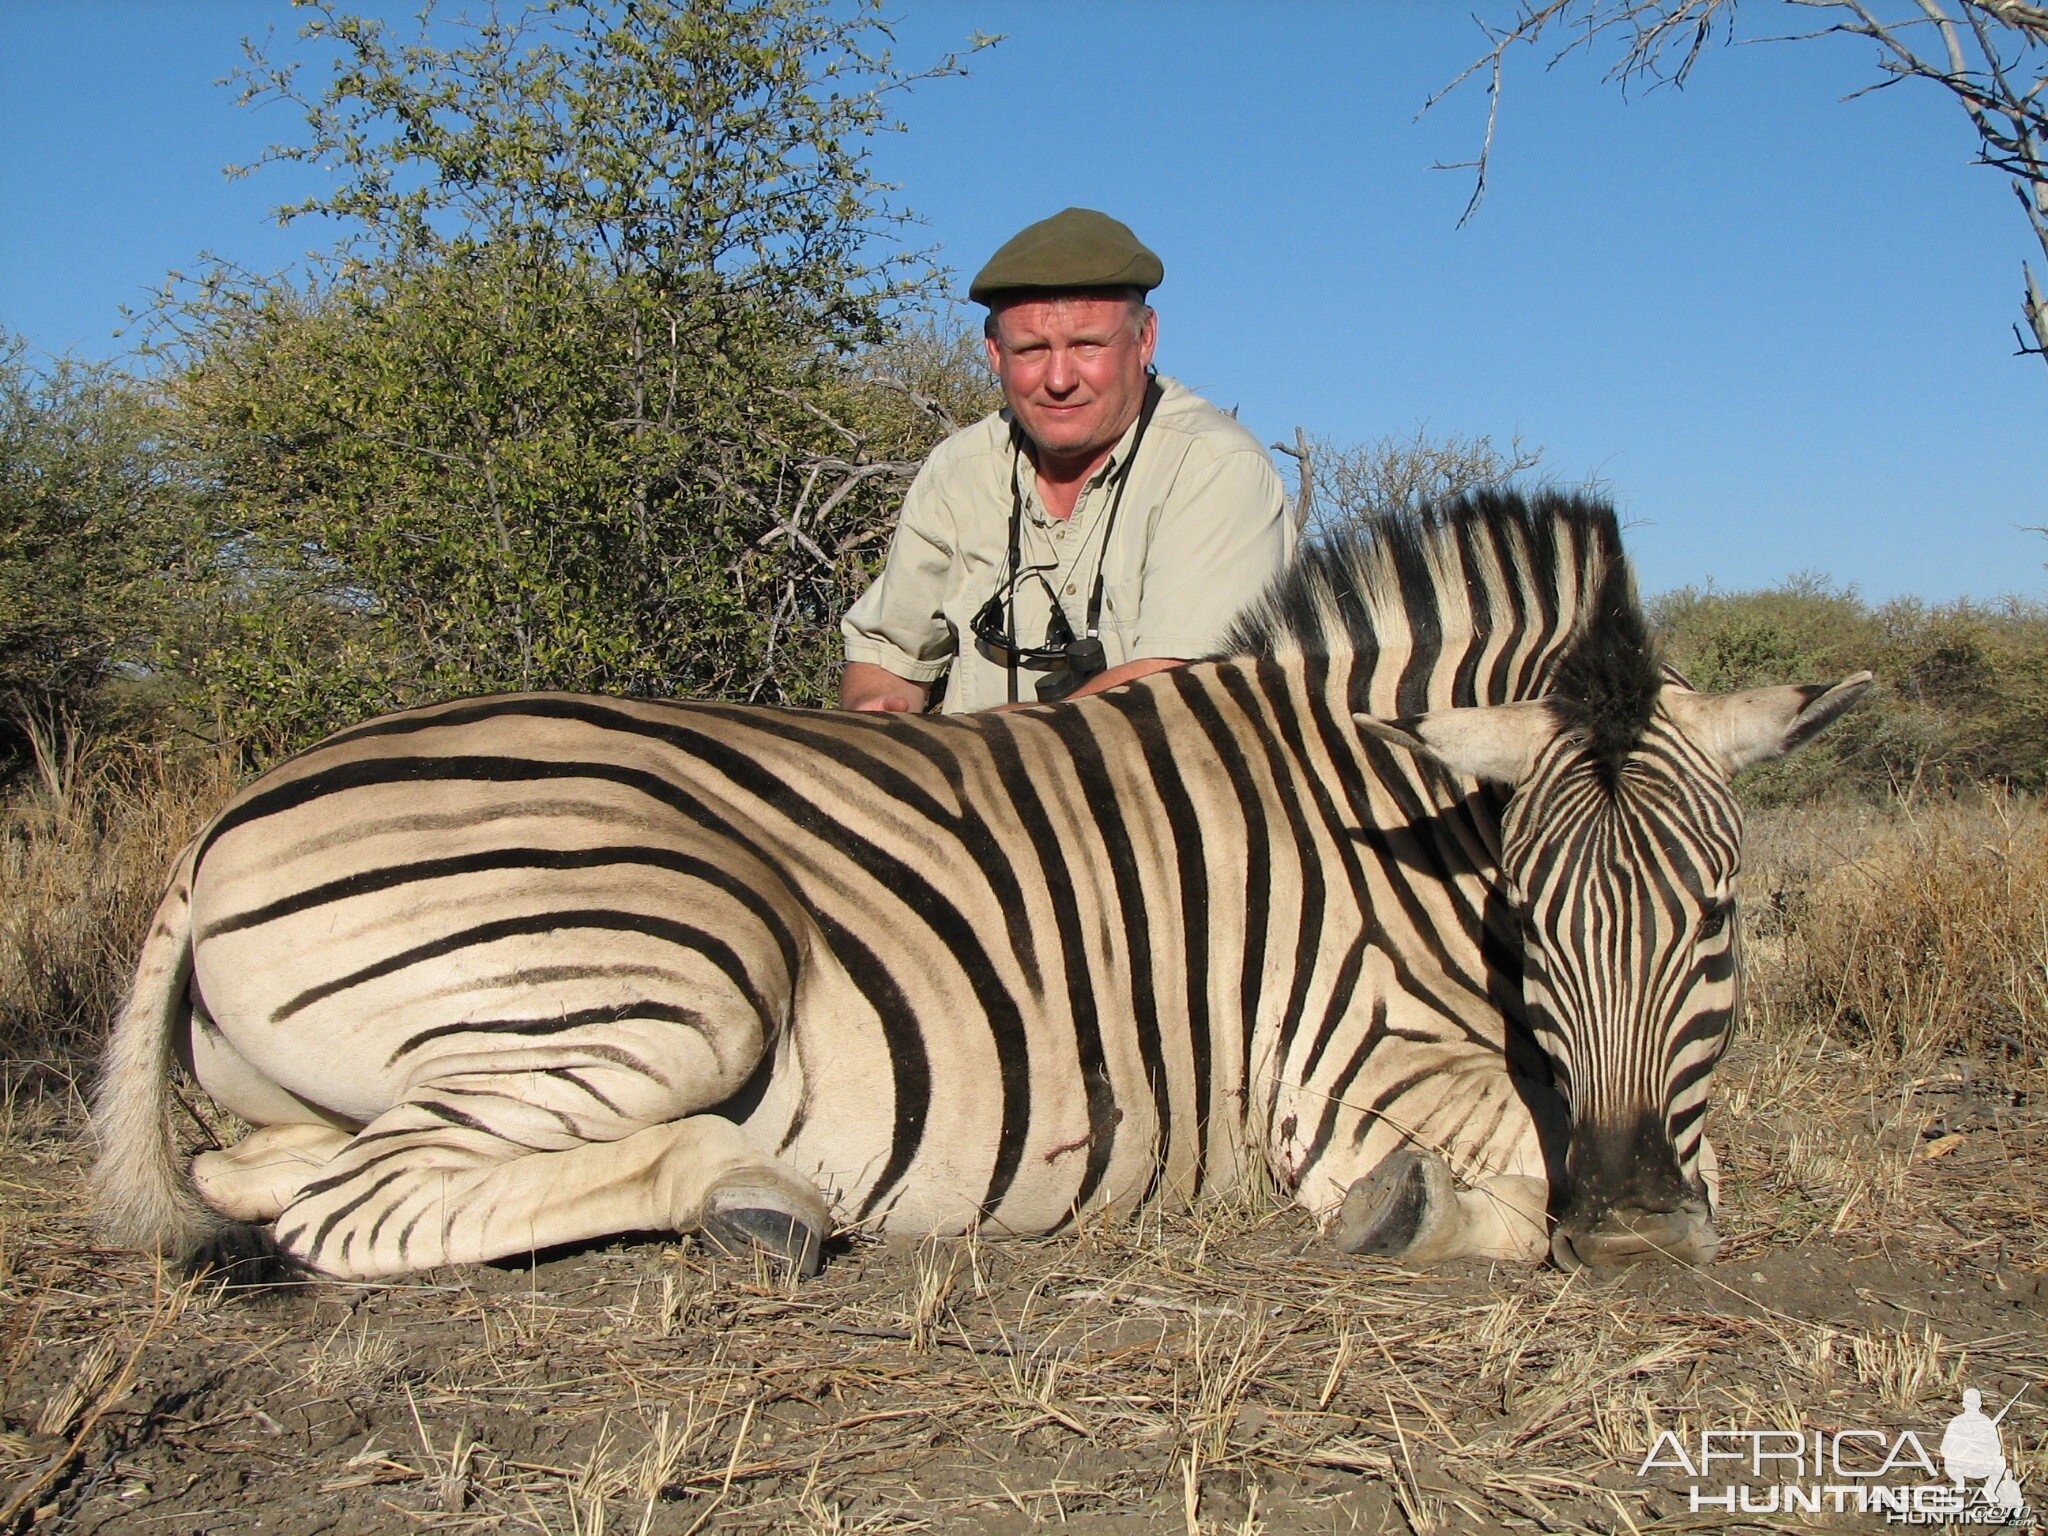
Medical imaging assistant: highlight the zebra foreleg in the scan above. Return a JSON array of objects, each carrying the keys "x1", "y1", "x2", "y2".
[
  {"x1": 264, "y1": 1094, "x2": 829, "y2": 1281},
  {"x1": 1331, "y1": 1150, "x2": 1549, "y2": 1264},
  {"x1": 192, "y1": 1123, "x2": 354, "y2": 1222}
]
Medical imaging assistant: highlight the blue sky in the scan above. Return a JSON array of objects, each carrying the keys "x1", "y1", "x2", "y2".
[{"x1": 3, "y1": 2, "x2": 2043, "y2": 603}]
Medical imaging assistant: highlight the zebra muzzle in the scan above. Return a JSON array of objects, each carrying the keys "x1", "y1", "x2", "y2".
[{"x1": 1550, "y1": 1200, "x2": 1718, "y2": 1270}]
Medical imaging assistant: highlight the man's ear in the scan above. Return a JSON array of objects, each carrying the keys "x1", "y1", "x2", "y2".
[
  {"x1": 1355, "y1": 699, "x2": 1558, "y2": 786},
  {"x1": 1662, "y1": 673, "x2": 1875, "y2": 774}
]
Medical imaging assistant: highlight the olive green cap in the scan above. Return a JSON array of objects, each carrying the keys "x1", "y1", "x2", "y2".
[{"x1": 967, "y1": 208, "x2": 1164, "y2": 305}]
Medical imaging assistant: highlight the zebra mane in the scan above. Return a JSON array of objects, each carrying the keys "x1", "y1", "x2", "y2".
[{"x1": 1217, "y1": 487, "x2": 1664, "y2": 777}]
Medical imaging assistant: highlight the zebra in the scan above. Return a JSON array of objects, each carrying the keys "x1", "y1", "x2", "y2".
[{"x1": 93, "y1": 489, "x2": 1869, "y2": 1281}]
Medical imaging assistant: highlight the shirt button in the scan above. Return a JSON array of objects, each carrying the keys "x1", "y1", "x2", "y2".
[{"x1": 1065, "y1": 584, "x2": 1077, "y2": 594}]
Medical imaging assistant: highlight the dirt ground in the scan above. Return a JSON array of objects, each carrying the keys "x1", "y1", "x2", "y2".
[{"x1": 2, "y1": 1019, "x2": 2044, "y2": 1536}]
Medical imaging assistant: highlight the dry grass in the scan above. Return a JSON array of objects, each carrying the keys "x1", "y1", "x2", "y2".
[
  {"x1": 0, "y1": 748, "x2": 232, "y2": 1065},
  {"x1": 1747, "y1": 792, "x2": 2048, "y2": 1066},
  {"x1": 1720, "y1": 794, "x2": 2048, "y2": 1272},
  {"x1": 0, "y1": 780, "x2": 2042, "y2": 1532}
]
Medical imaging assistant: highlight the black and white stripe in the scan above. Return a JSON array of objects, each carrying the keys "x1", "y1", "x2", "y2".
[{"x1": 93, "y1": 489, "x2": 1868, "y2": 1279}]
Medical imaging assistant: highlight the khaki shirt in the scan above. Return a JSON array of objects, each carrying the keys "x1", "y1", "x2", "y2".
[{"x1": 842, "y1": 375, "x2": 1294, "y2": 713}]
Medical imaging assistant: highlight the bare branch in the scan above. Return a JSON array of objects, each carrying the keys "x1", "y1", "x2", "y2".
[
  {"x1": 811, "y1": 459, "x2": 919, "y2": 524},
  {"x1": 766, "y1": 384, "x2": 863, "y2": 450},
  {"x1": 862, "y1": 373, "x2": 964, "y2": 436},
  {"x1": 1271, "y1": 428, "x2": 1318, "y2": 532},
  {"x1": 2021, "y1": 260, "x2": 2048, "y2": 354},
  {"x1": 1442, "y1": 1, "x2": 2048, "y2": 372}
]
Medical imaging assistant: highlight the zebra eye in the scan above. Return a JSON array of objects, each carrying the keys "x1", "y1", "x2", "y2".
[{"x1": 1698, "y1": 902, "x2": 1732, "y2": 940}]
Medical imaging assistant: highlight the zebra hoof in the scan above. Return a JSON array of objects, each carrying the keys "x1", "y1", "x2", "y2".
[
  {"x1": 1332, "y1": 1149, "x2": 1453, "y2": 1259},
  {"x1": 699, "y1": 1195, "x2": 825, "y2": 1279}
]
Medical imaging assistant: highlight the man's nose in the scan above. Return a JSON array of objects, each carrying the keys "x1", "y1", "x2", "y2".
[{"x1": 1042, "y1": 349, "x2": 1078, "y2": 393}]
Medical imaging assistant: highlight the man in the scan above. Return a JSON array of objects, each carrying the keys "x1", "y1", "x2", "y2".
[{"x1": 840, "y1": 208, "x2": 1294, "y2": 713}]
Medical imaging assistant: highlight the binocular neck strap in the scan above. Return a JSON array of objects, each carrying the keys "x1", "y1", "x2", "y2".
[
  {"x1": 1081, "y1": 374, "x2": 1165, "y2": 640},
  {"x1": 1005, "y1": 418, "x2": 1027, "y2": 703}
]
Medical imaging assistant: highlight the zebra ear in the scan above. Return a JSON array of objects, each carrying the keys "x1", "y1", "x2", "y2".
[
  {"x1": 1663, "y1": 672, "x2": 1875, "y2": 773},
  {"x1": 1355, "y1": 700, "x2": 1559, "y2": 786}
]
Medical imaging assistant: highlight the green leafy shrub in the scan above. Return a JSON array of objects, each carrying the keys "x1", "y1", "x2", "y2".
[
  {"x1": 0, "y1": 336, "x2": 194, "y2": 772},
  {"x1": 154, "y1": 0, "x2": 983, "y2": 753}
]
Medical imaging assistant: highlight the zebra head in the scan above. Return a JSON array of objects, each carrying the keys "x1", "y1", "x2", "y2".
[{"x1": 1362, "y1": 669, "x2": 1872, "y2": 1268}]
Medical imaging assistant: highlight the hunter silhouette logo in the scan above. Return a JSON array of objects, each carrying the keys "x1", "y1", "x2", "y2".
[
  {"x1": 1942, "y1": 1388, "x2": 2030, "y2": 1520},
  {"x1": 1639, "y1": 1384, "x2": 2036, "y2": 1525}
]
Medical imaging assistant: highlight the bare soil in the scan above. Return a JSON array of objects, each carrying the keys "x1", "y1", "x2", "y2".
[{"x1": 2, "y1": 1028, "x2": 2044, "y2": 1536}]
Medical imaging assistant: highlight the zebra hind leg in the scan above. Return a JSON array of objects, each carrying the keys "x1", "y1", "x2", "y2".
[
  {"x1": 264, "y1": 1085, "x2": 831, "y2": 1282},
  {"x1": 192, "y1": 1122, "x2": 354, "y2": 1222},
  {"x1": 1332, "y1": 1149, "x2": 1549, "y2": 1264},
  {"x1": 698, "y1": 1187, "x2": 827, "y2": 1275},
  {"x1": 147, "y1": 1123, "x2": 352, "y2": 1292}
]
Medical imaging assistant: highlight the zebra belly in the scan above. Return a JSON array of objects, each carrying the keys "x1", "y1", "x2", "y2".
[
  {"x1": 756, "y1": 960, "x2": 1179, "y2": 1238},
  {"x1": 767, "y1": 1106, "x2": 1170, "y2": 1238}
]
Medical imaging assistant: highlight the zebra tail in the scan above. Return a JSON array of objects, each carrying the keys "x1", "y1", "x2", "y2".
[{"x1": 91, "y1": 837, "x2": 221, "y2": 1259}]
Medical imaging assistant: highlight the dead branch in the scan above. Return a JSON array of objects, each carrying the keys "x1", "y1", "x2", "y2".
[
  {"x1": 1436, "y1": 3, "x2": 2048, "y2": 368},
  {"x1": 861, "y1": 374, "x2": 964, "y2": 437},
  {"x1": 1270, "y1": 429, "x2": 1318, "y2": 533}
]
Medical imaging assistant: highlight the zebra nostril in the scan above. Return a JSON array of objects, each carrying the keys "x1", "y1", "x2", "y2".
[
  {"x1": 1555, "y1": 1203, "x2": 1718, "y2": 1268},
  {"x1": 1550, "y1": 1226, "x2": 1586, "y2": 1272}
]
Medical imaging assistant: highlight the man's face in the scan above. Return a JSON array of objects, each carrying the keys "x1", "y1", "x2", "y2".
[{"x1": 984, "y1": 294, "x2": 1157, "y2": 471}]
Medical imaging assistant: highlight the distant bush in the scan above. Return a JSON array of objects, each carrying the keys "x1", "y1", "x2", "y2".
[
  {"x1": 1651, "y1": 579, "x2": 2048, "y2": 803},
  {"x1": 0, "y1": 335, "x2": 195, "y2": 774},
  {"x1": 1290, "y1": 427, "x2": 1546, "y2": 542},
  {"x1": 0, "y1": 3, "x2": 1007, "y2": 781}
]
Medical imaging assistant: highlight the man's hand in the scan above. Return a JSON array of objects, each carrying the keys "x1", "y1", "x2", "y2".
[{"x1": 840, "y1": 662, "x2": 931, "y2": 714}]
